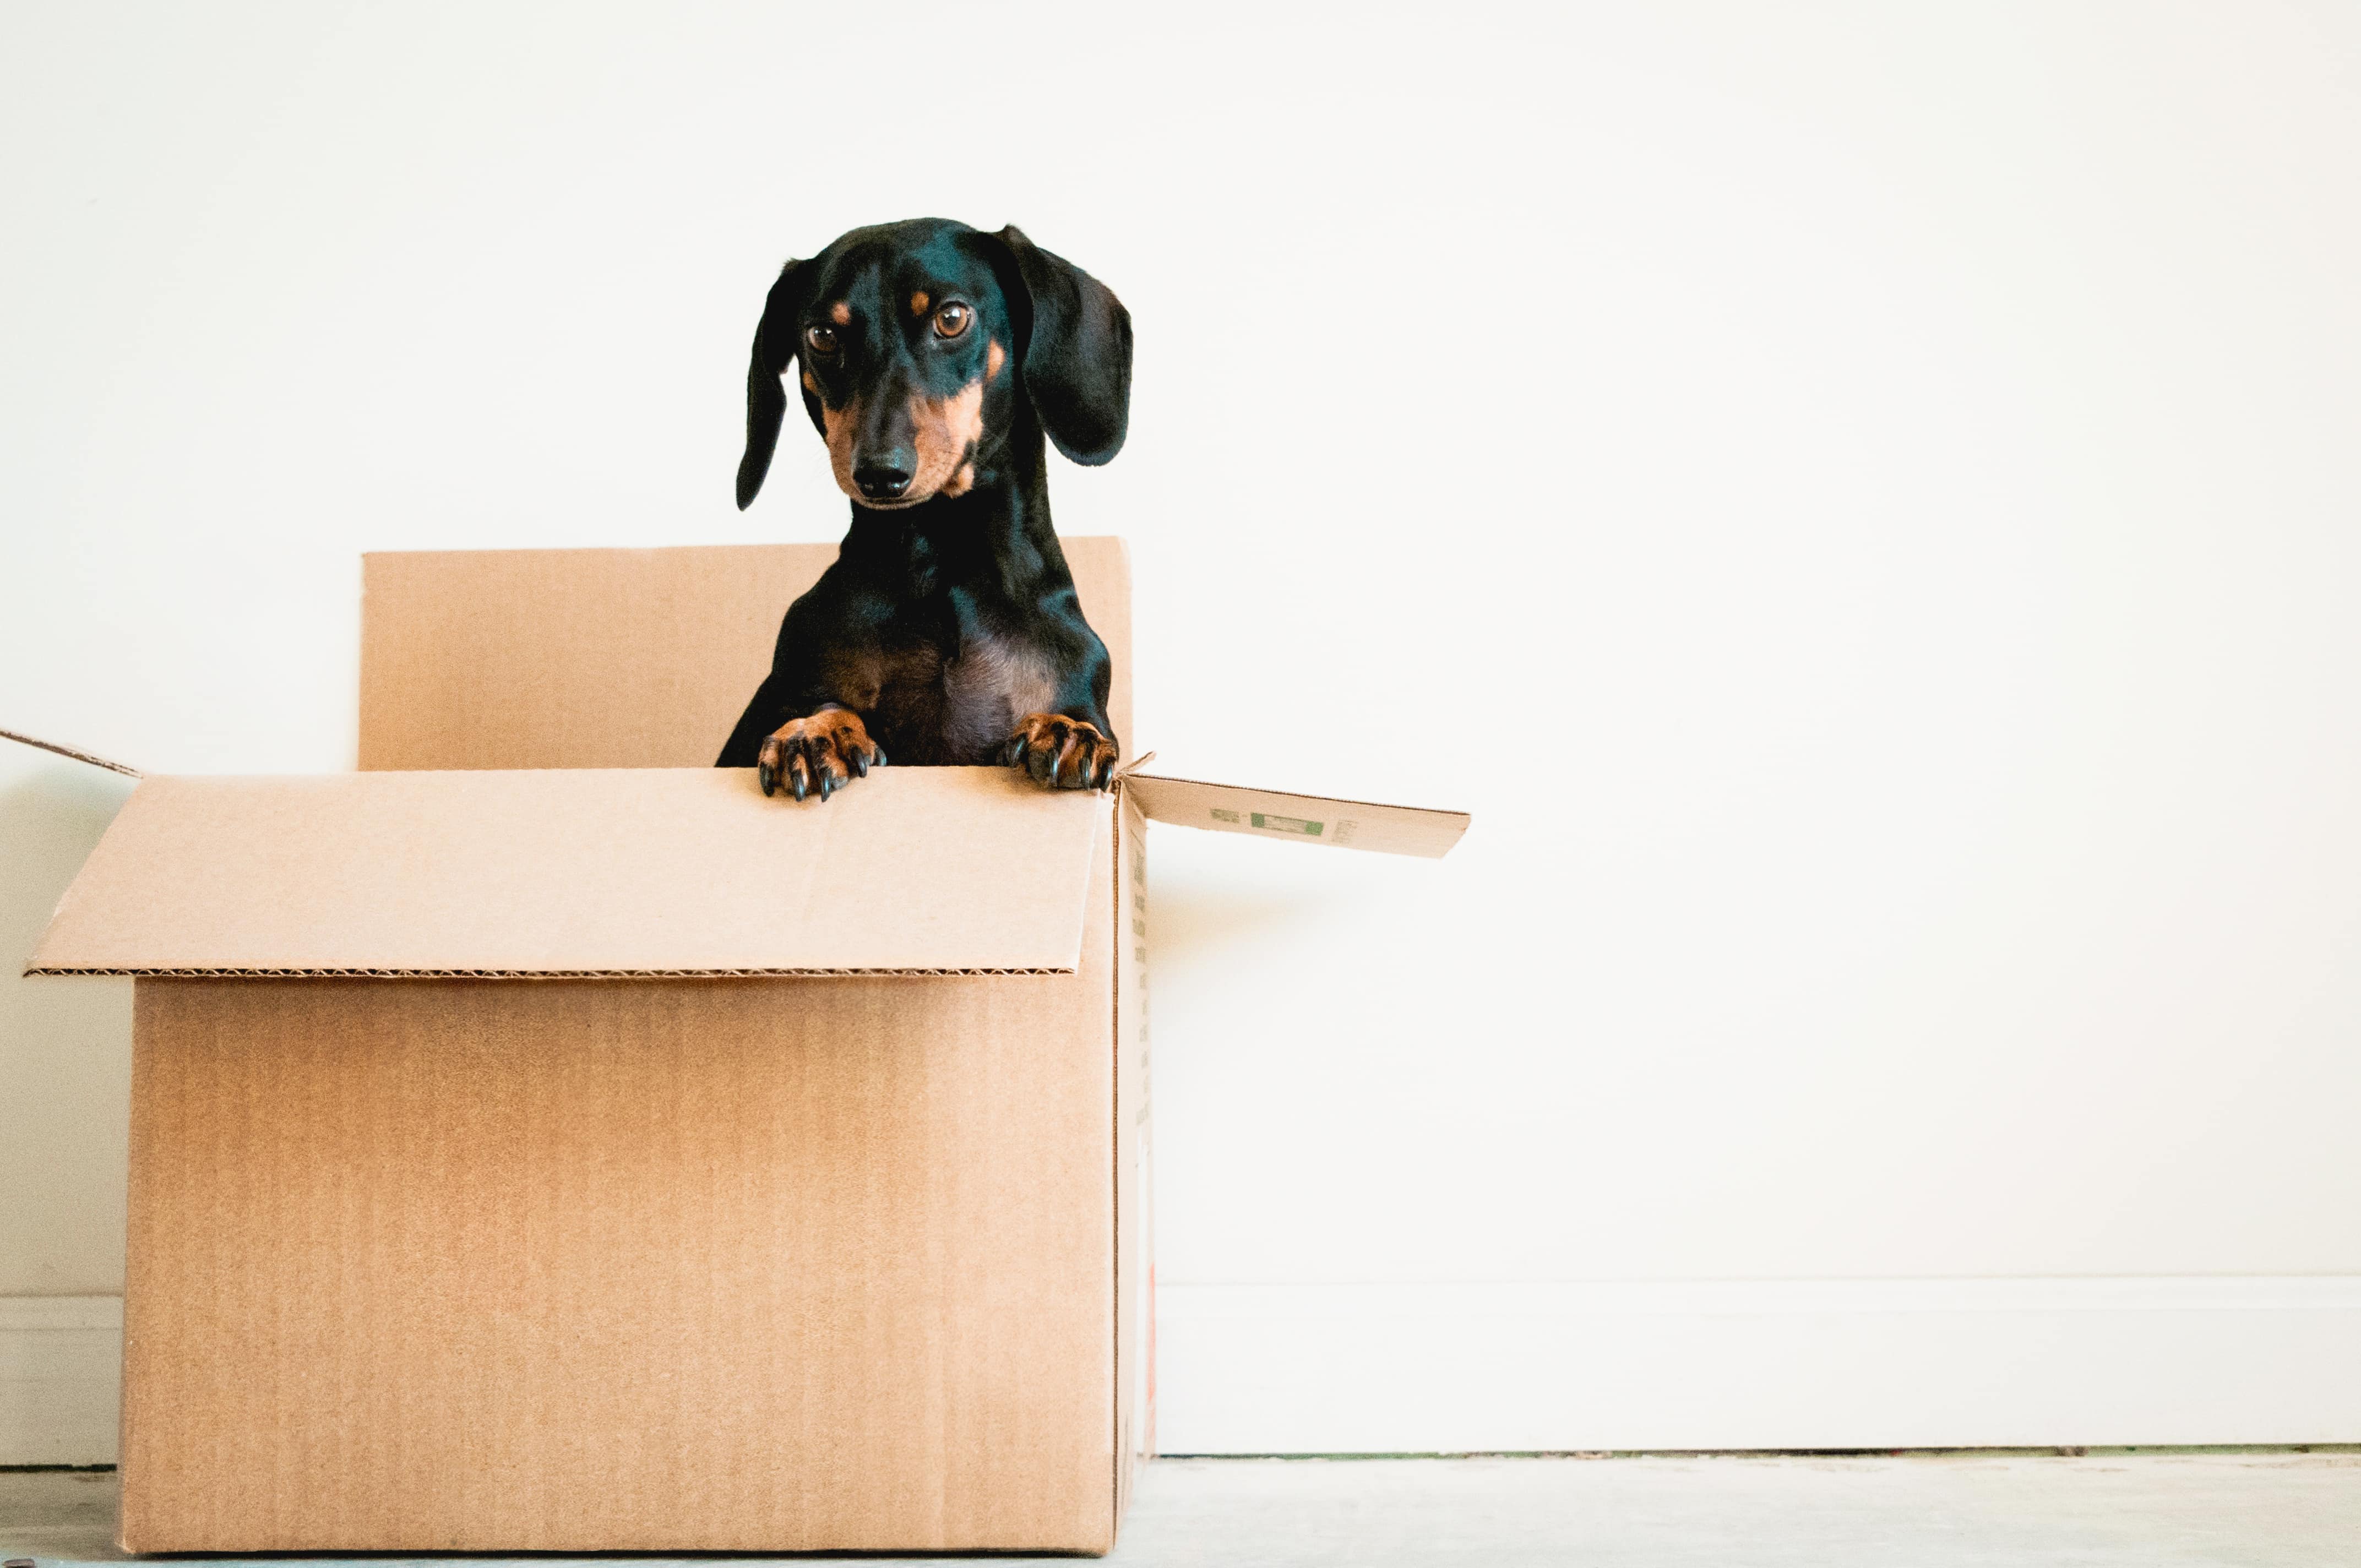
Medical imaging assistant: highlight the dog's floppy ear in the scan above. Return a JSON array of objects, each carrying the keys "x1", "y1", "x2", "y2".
[
  {"x1": 736, "y1": 259, "x2": 806, "y2": 510},
  {"x1": 988, "y1": 226, "x2": 1133, "y2": 466}
]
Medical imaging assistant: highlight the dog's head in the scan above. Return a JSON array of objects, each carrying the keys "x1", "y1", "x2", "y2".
[{"x1": 735, "y1": 218, "x2": 1132, "y2": 511}]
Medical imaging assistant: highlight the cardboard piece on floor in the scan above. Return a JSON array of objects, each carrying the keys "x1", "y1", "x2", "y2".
[{"x1": 26, "y1": 536, "x2": 1464, "y2": 1556}]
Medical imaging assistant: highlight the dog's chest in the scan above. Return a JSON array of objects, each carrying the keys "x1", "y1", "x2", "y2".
[
  {"x1": 942, "y1": 629, "x2": 1058, "y2": 752},
  {"x1": 862, "y1": 624, "x2": 1057, "y2": 765}
]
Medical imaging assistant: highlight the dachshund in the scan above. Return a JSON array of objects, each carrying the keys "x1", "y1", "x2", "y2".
[{"x1": 718, "y1": 217, "x2": 1131, "y2": 802}]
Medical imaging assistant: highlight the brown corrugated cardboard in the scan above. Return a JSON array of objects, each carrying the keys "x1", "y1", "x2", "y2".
[
  {"x1": 29, "y1": 767, "x2": 1101, "y2": 977},
  {"x1": 121, "y1": 896, "x2": 1118, "y2": 1551},
  {"x1": 29, "y1": 537, "x2": 1459, "y2": 1555}
]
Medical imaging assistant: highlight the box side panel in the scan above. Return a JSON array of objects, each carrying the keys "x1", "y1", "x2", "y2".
[
  {"x1": 1111, "y1": 791, "x2": 1155, "y2": 1538},
  {"x1": 360, "y1": 538, "x2": 1130, "y2": 774},
  {"x1": 117, "y1": 906, "x2": 1118, "y2": 1553}
]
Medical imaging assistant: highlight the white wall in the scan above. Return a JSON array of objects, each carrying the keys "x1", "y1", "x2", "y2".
[{"x1": 6, "y1": 1, "x2": 2361, "y2": 1457}]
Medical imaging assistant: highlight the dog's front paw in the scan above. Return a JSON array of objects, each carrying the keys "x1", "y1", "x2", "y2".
[
  {"x1": 1003, "y1": 713, "x2": 1119, "y2": 790},
  {"x1": 759, "y1": 708, "x2": 884, "y2": 802}
]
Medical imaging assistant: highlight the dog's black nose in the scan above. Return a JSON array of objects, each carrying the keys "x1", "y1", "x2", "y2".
[{"x1": 854, "y1": 456, "x2": 914, "y2": 500}]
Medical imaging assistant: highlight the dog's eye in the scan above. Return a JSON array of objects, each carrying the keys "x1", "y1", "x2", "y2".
[
  {"x1": 804, "y1": 324, "x2": 839, "y2": 355},
  {"x1": 933, "y1": 302, "x2": 972, "y2": 340}
]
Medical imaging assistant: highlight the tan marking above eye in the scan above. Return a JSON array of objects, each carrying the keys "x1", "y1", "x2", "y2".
[
  {"x1": 829, "y1": 301, "x2": 851, "y2": 325},
  {"x1": 911, "y1": 290, "x2": 930, "y2": 314}
]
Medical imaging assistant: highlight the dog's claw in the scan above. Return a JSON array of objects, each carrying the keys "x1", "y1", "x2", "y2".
[
  {"x1": 757, "y1": 709, "x2": 879, "y2": 805},
  {"x1": 1005, "y1": 712, "x2": 1120, "y2": 793}
]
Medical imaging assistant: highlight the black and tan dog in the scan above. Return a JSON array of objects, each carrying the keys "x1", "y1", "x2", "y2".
[{"x1": 718, "y1": 218, "x2": 1130, "y2": 801}]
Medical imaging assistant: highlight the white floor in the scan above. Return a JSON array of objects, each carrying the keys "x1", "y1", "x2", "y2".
[{"x1": 4, "y1": 1452, "x2": 2358, "y2": 1566}]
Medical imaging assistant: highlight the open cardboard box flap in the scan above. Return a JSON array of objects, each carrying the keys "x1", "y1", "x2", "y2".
[
  {"x1": 25, "y1": 765, "x2": 1104, "y2": 977},
  {"x1": 1122, "y1": 769, "x2": 1466, "y2": 858},
  {"x1": 22, "y1": 763, "x2": 1465, "y2": 980}
]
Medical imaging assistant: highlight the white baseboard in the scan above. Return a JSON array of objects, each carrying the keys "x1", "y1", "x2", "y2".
[
  {"x1": 1154, "y1": 1277, "x2": 2361, "y2": 1453},
  {"x1": 9, "y1": 1282, "x2": 2359, "y2": 1466},
  {"x1": 0, "y1": 1295, "x2": 119, "y2": 1465}
]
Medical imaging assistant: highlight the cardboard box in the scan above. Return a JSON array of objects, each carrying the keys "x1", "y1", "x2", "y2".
[{"x1": 25, "y1": 537, "x2": 1466, "y2": 1555}]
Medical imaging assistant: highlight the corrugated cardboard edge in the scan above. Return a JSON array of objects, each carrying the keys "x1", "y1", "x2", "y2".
[
  {"x1": 1110, "y1": 790, "x2": 1128, "y2": 1543},
  {"x1": 1108, "y1": 784, "x2": 1154, "y2": 1546},
  {"x1": 0, "y1": 726, "x2": 140, "y2": 777},
  {"x1": 32, "y1": 965, "x2": 1072, "y2": 979}
]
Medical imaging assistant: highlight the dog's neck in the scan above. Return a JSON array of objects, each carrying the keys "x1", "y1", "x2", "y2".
[{"x1": 835, "y1": 417, "x2": 1075, "y2": 605}]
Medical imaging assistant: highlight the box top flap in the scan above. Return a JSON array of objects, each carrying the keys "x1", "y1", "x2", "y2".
[
  {"x1": 1120, "y1": 771, "x2": 1468, "y2": 858},
  {"x1": 26, "y1": 767, "x2": 1103, "y2": 978}
]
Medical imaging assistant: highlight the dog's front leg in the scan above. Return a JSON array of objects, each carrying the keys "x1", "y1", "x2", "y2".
[{"x1": 758, "y1": 704, "x2": 884, "y2": 803}]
